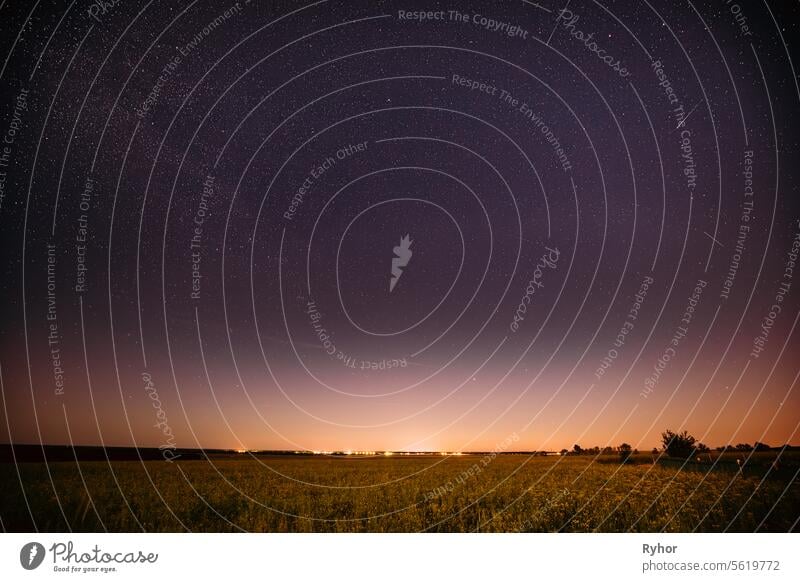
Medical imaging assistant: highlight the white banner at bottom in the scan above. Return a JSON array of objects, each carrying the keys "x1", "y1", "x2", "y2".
[{"x1": 0, "y1": 533, "x2": 796, "y2": 581}]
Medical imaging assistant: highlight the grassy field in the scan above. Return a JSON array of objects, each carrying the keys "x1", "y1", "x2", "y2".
[{"x1": 1, "y1": 454, "x2": 797, "y2": 532}]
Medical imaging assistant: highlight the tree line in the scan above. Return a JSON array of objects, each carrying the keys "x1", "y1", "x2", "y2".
[{"x1": 559, "y1": 429, "x2": 781, "y2": 463}]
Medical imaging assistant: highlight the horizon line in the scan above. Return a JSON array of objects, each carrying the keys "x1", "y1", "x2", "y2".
[{"x1": 3, "y1": 442, "x2": 798, "y2": 455}]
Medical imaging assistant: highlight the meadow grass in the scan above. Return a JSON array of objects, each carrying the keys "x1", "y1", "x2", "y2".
[{"x1": 1, "y1": 454, "x2": 796, "y2": 532}]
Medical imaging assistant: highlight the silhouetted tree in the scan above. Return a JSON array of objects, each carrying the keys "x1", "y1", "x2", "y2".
[
  {"x1": 573, "y1": 444, "x2": 583, "y2": 455},
  {"x1": 618, "y1": 443, "x2": 633, "y2": 463},
  {"x1": 754, "y1": 442, "x2": 770, "y2": 451},
  {"x1": 661, "y1": 429, "x2": 696, "y2": 458},
  {"x1": 735, "y1": 443, "x2": 753, "y2": 452},
  {"x1": 696, "y1": 443, "x2": 710, "y2": 453}
]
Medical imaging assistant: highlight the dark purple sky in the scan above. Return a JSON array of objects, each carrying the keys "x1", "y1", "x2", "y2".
[{"x1": 1, "y1": 0, "x2": 799, "y2": 452}]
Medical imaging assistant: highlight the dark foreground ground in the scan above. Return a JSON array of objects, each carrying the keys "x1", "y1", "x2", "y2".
[{"x1": 1, "y1": 452, "x2": 797, "y2": 532}]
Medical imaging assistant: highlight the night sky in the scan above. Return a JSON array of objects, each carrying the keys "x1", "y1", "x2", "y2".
[{"x1": 1, "y1": 0, "x2": 799, "y2": 454}]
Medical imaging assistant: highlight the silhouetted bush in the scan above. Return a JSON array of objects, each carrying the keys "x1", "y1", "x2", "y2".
[{"x1": 661, "y1": 429, "x2": 696, "y2": 458}]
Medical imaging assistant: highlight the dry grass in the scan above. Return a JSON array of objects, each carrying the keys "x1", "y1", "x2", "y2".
[{"x1": 1, "y1": 454, "x2": 797, "y2": 532}]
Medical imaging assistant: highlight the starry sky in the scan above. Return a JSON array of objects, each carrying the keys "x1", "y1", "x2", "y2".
[{"x1": 1, "y1": 0, "x2": 799, "y2": 453}]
